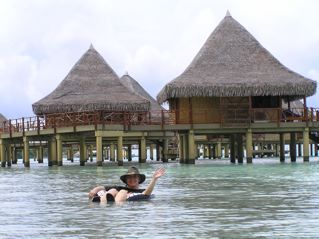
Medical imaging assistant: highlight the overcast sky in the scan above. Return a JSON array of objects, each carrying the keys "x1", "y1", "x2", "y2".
[{"x1": 0, "y1": 0, "x2": 318, "y2": 119}]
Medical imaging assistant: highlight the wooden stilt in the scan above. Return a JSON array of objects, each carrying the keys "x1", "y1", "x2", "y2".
[
  {"x1": 38, "y1": 144, "x2": 44, "y2": 163},
  {"x1": 117, "y1": 136, "x2": 123, "y2": 166},
  {"x1": 96, "y1": 134, "x2": 103, "y2": 166},
  {"x1": 149, "y1": 144, "x2": 154, "y2": 160},
  {"x1": 140, "y1": 136, "x2": 147, "y2": 163},
  {"x1": 186, "y1": 130, "x2": 195, "y2": 164},
  {"x1": 162, "y1": 139, "x2": 168, "y2": 163},
  {"x1": 303, "y1": 127, "x2": 310, "y2": 162},
  {"x1": 23, "y1": 136, "x2": 30, "y2": 167},
  {"x1": 56, "y1": 134, "x2": 63, "y2": 166},
  {"x1": 246, "y1": 129, "x2": 253, "y2": 163},
  {"x1": 0, "y1": 140, "x2": 6, "y2": 167},
  {"x1": 280, "y1": 133, "x2": 285, "y2": 162},
  {"x1": 230, "y1": 134, "x2": 236, "y2": 163},
  {"x1": 290, "y1": 133, "x2": 296, "y2": 162},
  {"x1": 79, "y1": 137, "x2": 86, "y2": 166},
  {"x1": 110, "y1": 143, "x2": 115, "y2": 161},
  {"x1": 237, "y1": 134, "x2": 243, "y2": 164},
  {"x1": 127, "y1": 145, "x2": 132, "y2": 161}
]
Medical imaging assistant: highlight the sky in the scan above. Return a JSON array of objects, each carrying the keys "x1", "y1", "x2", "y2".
[{"x1": 0, "y1": 0, "x2": 318, "y2": 119}]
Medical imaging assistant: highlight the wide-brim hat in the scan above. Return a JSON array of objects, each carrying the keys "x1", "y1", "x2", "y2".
[{"x1": 120, "y1": 166, "x2": 146, "y2": 184}]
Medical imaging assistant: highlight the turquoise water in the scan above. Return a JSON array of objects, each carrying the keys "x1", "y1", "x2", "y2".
[{"x1": 1, "y1": 158, "x2": 319, "y2": 238}]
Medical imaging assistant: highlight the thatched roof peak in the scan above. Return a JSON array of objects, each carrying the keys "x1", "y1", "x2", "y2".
[
  {"x1": 32, "y1": 46, "x2": 150, "y2": 114},
  {"x1": 225, "y1": 10, "x2": 231, "y2": 17},
  {"x1": 157, "y1": 13, "x2": 317, "y2": 104},
  {"x1": 120, "y1": 74, "x2": 164, "y2": 120}
]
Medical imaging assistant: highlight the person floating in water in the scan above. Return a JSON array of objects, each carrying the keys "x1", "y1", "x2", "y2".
[{"x1": 88, "y1": 166, "x2": 165, "y2": 203}]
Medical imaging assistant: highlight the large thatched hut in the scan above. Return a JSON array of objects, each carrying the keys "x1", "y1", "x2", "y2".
[
  {"x1": 32, "y1": 45, "x2": 150, "y2": 126},
  {"x1": 157, "y1": 11, "x2": 317, "y2": 124},
  {"x1": 120, "y1": 73, "x2": 165, "y2": 122}
]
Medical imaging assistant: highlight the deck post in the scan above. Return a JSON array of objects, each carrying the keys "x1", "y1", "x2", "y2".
[
  {"x1": 162, "y1": 139, "x2": 168, "y2": 163},
  {"x1": 150, "y1": 144, "x2": 154, "y2": 160},
  {"x1": 96, "y1": 134, "x2": 103, "y2": 166},
  {"x1": 12, "y1": 147, "x2": 18, "y2": 164},
  {"x1": 127, "y1": 144, "x2": 132, "y2": 161},
  {"x1": 7, "y1": 145, "x2": 12, "y2": 167},
  {"x1": 0, "y1": 139, "x2": 6, "y2": 167},
  {"x1": 110, "y1": 143, "x2": 115, "y2": 161},
  {"x1": 67, "y1": 146, "x2": 73, "y2": 162},
  {"x1": 280, "y1": 133, "x2": 285, "y2": 162},
  {"x1": 140, "y1": 136, "x2": 147, "y2": 163},
  {"x1": 187, "y1": 130, "x2": 196, "y2": 164},
  {"x1": 246, "y1": 129, "x2": 253, "y2": 163},
  {"x1": 38, "y1": 144, "x2": 44, "y2": 163},
  {"x1": 224, "y1": 144, "x2": 229, "y2": 158},
  {"x1": 303, "y1": 127, "x2": 310, "y2": 162},
  {"x1": 216, "y1": 142, "x2": 222, "y2": 159},
  {"x1": 56, "y1": 134, "x2": 63, "y2": 166},
  {"x1": 237, "y1": 134, "x2": 243, "y2": 164},
  {"x1": 117, "y1": 136, "x2": 123, "y2": 166},
  {"x1": 230, "y1": 134, "x2": 236, "y2": 163},
  {"x1": 297, "y1": 144, "x2": 302, "y2": 157},
  {"x1": 79, "y1": 137, "x2": 86, "y2": 166},
  {"x1": 178, "y1": 134, "x2": 184, "y2": 163},
  {"x1": 23, "y1": 136, "x2": 30, "y2": 167},
  {"x1": 156, "y1": 143, "x2": 162, "y2": 161},
  {"x1": 290, "y1": 133, "x2": 297, "y2": 162}
]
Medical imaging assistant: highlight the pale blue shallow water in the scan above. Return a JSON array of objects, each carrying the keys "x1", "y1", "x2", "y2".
[{"x1": 1, "y1": 157, "x2": 319, "y2": 238}]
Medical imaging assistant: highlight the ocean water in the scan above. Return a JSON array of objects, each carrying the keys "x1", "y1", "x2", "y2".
[{"x1": 1, "y1": 157, "x2": 319, "y2": 238}]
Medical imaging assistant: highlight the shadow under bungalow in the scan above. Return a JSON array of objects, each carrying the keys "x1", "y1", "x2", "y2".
[{"x1": 0, "y1": 11, "x2": 318, "y2": 167}]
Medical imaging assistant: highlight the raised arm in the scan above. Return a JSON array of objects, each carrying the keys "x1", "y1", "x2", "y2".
[{"x1": 142, "y1": 168, "x2": 165, "y2": 196}]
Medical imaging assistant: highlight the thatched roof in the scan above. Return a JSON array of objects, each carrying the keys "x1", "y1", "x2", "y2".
[
  {"x1": 157, "y1": 11, "x2": 317, "y2": 104},
  {"x1": 120, "y1": 73, "x2": 164, "y2": 120},
  {"x1": 32, "y1": 45, "x2": 150, "y2": 115}
]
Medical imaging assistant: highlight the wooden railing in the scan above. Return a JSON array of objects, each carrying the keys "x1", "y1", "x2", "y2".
[{"x1": 1, "y1": 108, "x2": 318, "y2": 135}]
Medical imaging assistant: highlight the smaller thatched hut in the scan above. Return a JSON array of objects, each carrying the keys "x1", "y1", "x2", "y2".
[
  {"x1": 32, "y1": 45, "x2": 150, "y2": 126},
  {"x1": 120, "y1": 73, "x2": 165, "y2": 122},
  {"x1": 157, "y1": 11, "x2": 317, "y2": 124}
]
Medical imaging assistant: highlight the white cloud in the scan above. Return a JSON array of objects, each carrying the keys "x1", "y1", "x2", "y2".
[{"x1": 0, "y1": 0, "x2": 318, "y2": 118}]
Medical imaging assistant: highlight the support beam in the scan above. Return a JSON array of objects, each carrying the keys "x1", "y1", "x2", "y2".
[
  {"x1": 179, "y1": 135, "x2": 184, "y2": 163},
  {"x1": 230, "y1": 134, "x2": 236, "y2": 163},
  {"x1": 79, "y1": 138, "x2": 86, "y2": 166},
  {"x1": 140, "y1": 137, "x2": 147, "y2": 163},
  {"x1": 237, "y1": 134, "x2": 243, "y2": 164},
  {"x1": 110, "y1": 143, "x2": 115, "y2": 162},
  {"x1": 150, "y1": 144, "x2": 154, "y2": 160},
  {"x1": 127, "y1": 145, "x2": 132, "y2": 161},
  {"x1": 280, "y1": 133, "x2": 285, "y2": 162},
  {"x1": 0, "y1": 140, "x2": 6, "y2": 167},
  {"x1": 56, "y1": 134, "x2": 63, "y2": 166},
  {"x1": 187, "y1": 130, "x2": 196, "y2": 164},
  {"x1": 96, "y1": 135, "x2": 103, "y2": 166},
  {"x1": 162, "y1": 139, "x2": 168, "y2": 163},
  {"x1": 246, "y1": 129, "x2": 253, "y2": 163},
  {"x1": 155, "y1": 143, "x2": 160, "y2": 161},
  {"x1": 303, "y1": 127, "x2": 310, "y2": 162},
  {"x1": 290, "y1": 133, "x2": 296, "y2": 162},
  {"x1": 23, "y1": 136, "x2": 30, "y2": 167},
  {"x1": 38, "y1": 145, "x2": 44, "y2": 163},
  {"x1": 117, "y1": 136, "x2": 123, "y2": 166}
]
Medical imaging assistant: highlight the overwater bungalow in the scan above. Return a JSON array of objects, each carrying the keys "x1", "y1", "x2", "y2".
[
  {"x1": 157, "y1": 11, "x2": 318, "y2": 163},
  {"x1": 32, "y1": 45, "x2": 150, "y2": 127}
]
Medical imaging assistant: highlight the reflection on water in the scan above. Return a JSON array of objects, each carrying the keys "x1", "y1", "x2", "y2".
[{"x1": 1, "y1": 158, "x2": 319, "y2": 238}]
